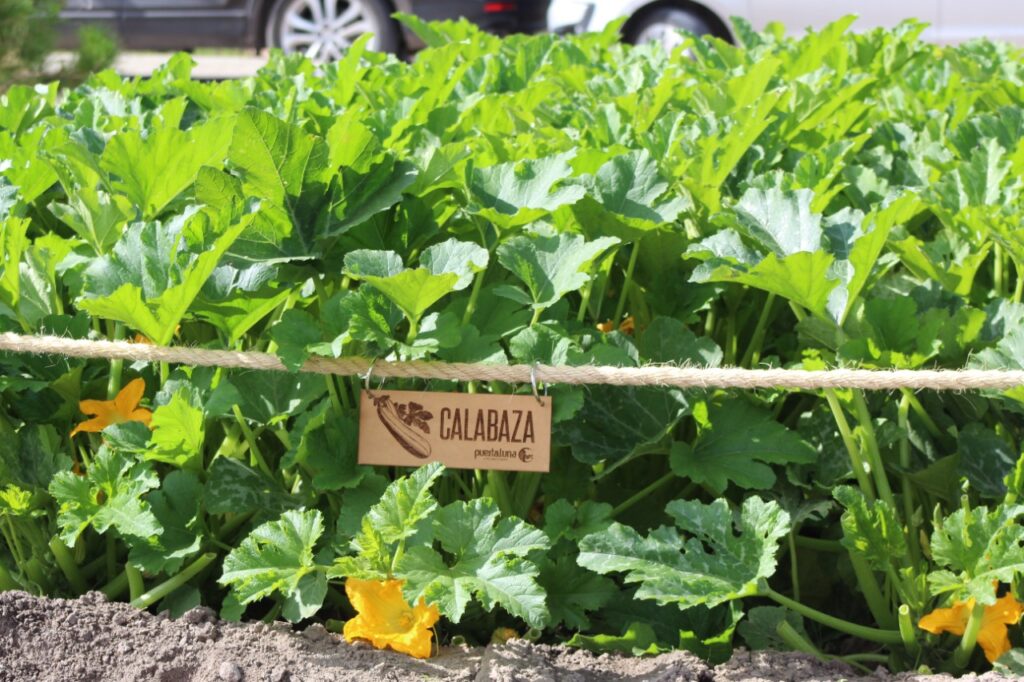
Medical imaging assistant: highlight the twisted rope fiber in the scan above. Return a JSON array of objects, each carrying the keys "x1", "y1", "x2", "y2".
[{"x1": 1, "y1": 332, "x2": 1023, "y2": 390}]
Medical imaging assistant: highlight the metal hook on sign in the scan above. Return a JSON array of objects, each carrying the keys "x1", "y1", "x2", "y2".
[
  {"x1": 530, "y1": 363, "x2": 548, "y2": 407},
  {"x1": 364, "y1": 359, "x2": 383, "y2": 398}
]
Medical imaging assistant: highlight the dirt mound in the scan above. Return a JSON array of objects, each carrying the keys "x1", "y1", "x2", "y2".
[{"x1": 0, "y1": 591, "x2": 1015, "y2": 681}]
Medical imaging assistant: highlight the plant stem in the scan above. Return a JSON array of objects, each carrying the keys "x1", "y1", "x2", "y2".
[
  {"x1": 1014, "y1": 261, "x2": 1024, "y2": 304},
  {"x1": 741, "y1": 293, "x2": 776, "y2": 367},
  {"x1": 852, "y1": 390, "x2": 896, "y2": 509},
  {"x1": 48, "y1": 536, "x2": 87, "y2": 594},
  {"x1": 789, "y1": 531, "x2": 801, "y2": 603},
  {"x1": 953, "y1": 602, "x2": 986, "y2": 668},
  {"x1": 462, "y1": 269, "x2": 487, "y2": 326},
  {"x1": 105, "y1": 534, "x2": 117, "y2": 583},
  {"x1": 126, "y1": 564, "x2": 145, "y2": 602},
  {"x1": 100, "y1": 571, "x2": 129, "y2": 600},
  {"x1": 823, "y1": 389, "x2": 876, "y2": 501},
  {"x1": 849, "y1": 553, "x2": 895, "y2": 629},
  {"x1": 232, "y1": 406, "x2": 273, "y2": 478},
  {"x1": 486, "y1": 471, "x2": 515, "y2": 517},
  {"x1": 764, "y1": 588, "x2": 903, "y2": 645},
  {"x1": 613, "y1": 241, "x2": 641, "y2": 325},
  {"x1": 611, "y1": 474, "x2": 681, "y2": 518},
  {"x1": 529, "y1": 307, "x2": 544, "y2": 327},
  {"x1": 106, "y1": 322, "x2": 125, "y2": 399},
  {"x1": 899, "y1": 604, "x2": 920, "y2": 657},
  {"x1": 576, "y1": 280, "x2": 593, "y2": 324},
  {"x1": 0, "y1": 561, "x2": 17, "y2": 591},
  {"x1": 793, "y1": 535, "x2": 844, "y2": 553},
  {"x1": 777, "y1": 621, "x2": 827, "y2": 661},
  {"x1": 899, "y1": 389, "x2": 943, "y2": 440},
  {"x1": 995, "y1": 244, "x2": 1005, "y2": 297},
  {"x1": 131, "y1": 553, "x2": 217, "y2": 610},
  {"x1": 898, "y1": 395, "x2": 922, "y2": 567}
]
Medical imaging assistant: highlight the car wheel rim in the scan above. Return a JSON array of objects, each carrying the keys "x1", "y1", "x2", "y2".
[
  {"x1": 279, "y1": 0, "x2": 377, "y2": 61},
  {"x1": 635, "y1": 22, "x2": 688, "y2": 50}
]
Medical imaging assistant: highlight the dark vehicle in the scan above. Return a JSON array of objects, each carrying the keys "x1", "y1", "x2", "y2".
[{"x1": 59, "y1": 0, "x2": 548, "y2": 59}]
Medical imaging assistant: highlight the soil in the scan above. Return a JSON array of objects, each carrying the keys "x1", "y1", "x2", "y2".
[{"x1": 0, "y1": 590, "x2": 1018, "y2": 682}]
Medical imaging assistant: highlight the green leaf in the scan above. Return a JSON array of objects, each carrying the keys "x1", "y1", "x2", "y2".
[
  {"x1": 101, "y1": 115, "x2": 231, "y2": 219},
  {"x1": 567, "y1": 621, "x2": 661, "y2": 655},
  {"x1": 228, "y1": 108, "x2": 330, "y2": 244},
  {"x1": 577, "y1": 497, "x2": 790, "y2": 609},
  {"x1": 128, "y1": 471, "x2": 203, "y2": 575},
  {"x1": 419, "y1": 238, "x2": 489, "y2": 291},
  {"x1": 637, "y1": 317, "x2": 723, "y2": 366},
  {"x1": 536, "y1": 554, "x2": 617, "y2": 630},
  {"x1": 398, "y1": 498, "x2": 551, "y2": 628},
  {"x1": 928, "y1": 503, "x2": 1024, "y2": 604},
  {"x1": 146, "y1": 390, "x2": 205, "y2": 468},
  {"x1": 832, "y1": 486, "x2": 906, "y2": 572},
  {"x1": 220, "y1": 509, "x2": 328, "y2": 623},
  {"x1": 78, "y1": 211, "x2": 249, "y2": 344},
  {"x1": 203, "y1": 456, "x2": 299, "y2": 520},
  {"x1": 738, "y1": 606, "x2": 809, "y2": 651},
  {"x1": 957, "y1": 424, "x2": 1018, "y2": 500},
  {"x1": 670, "y1": 400, "x2": 817, "y2": 494},
  {"x1": 559, "y1": 386, "x2": 692, "y2": 466},
  {"x1": 49, "y1": 448, "x2": 161, "y2": 546},
  {"x1": 363, "y1": 462, "x2": 444, "y2": 547},
  {"x1": 496, "y1": 232, "x2": 619, "y2": 312},
  {"x1": 349, "y1": 266, "x2": 459, "y2": 326},
  {"x1": 467, "y1": 153, "x2": 587, "y2": 228}
]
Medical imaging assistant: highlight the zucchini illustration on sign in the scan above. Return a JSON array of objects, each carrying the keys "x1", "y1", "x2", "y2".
[{"x1": 358, "y1": 389, "x2": 552, "y2": 471}]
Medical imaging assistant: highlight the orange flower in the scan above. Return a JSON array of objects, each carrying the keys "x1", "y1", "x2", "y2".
[
  {"x1": 343, "y1": 578, "x2": 440, "y2": 659},
  {"x1": 919, "y1": 592, "x2": 1024, "y2": 663},
  {"x1": 70, "y1": 378, "x2": 153, "y2": 437},
  {"x1": 596, "y1": 316, "x2": 636, "y2": 335}
]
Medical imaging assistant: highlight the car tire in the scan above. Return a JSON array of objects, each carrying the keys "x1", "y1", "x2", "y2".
[
  {"x1": 265, "y1": 0, "x2": 400, "y2": 59},
  {"x1": 625, "y1": 7, "x2": 714, "y2": 50}
]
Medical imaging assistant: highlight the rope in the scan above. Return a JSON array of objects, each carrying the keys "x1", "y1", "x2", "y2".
[{"x1": 0, "y1": 332, "x2": 1022, "y2": 391}]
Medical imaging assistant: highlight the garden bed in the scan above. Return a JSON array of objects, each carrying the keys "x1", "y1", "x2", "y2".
[{"x1": 3, "y1": 590, "x2": 1007, "y2": 682}]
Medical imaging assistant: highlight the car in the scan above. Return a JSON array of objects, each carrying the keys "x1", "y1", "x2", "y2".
[
  {"x1": 58, "y1": 0, "x2": 548, "y2": 59},
  {"x1": 547, "y1": 1, "x2": 1024, "y2": 48}
]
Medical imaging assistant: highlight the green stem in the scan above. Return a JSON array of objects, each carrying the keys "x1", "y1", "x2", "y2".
[
  {"x1": 126, "y1": 564, "x2": 145, "y2": 602},
  {"x1": 529, "y1": 307, "x2": 544, "y2": 327},
  {"x1": 105, "y1": 534, "x2": 117, "y2": 584},
  {"x1": 765, "y1": 588, "x2": 903, "y2": 645},
  {"x1": 777, "y1": 621, "x2": 827, "y2": 661},
  {"x1": 899, "y1": 604, "x2": 920, "y2": 657},
  {"x1": 106, "y1": 322, "x2": 125, "y2": 399},
  {"x1": 789, "y1": 531, "x2": 801, "y2": 603},
  {"x1": 824, "y1": 389, "x2": 876, "y2": 501},
  {"x1": 899, "y1": 389, "x2": 943, "y2": 440},
  {"x1": 793, "y1": 535, "x2": 844, "y2": 553},
  {"x1": 850, "y1": 553, "x2": 895, "y2": 629},
  {"x1": 852, "y1": 390, "x2": 896, "y2": 509},
  {"x1": 995, "y1": 244, "x2": 1005, "y2": 297},
  {"x1": 612, "y1": 241, "x2": 641, "y2": 325},
  {"x1": 953, "y1": 602, "x2": 986, "y2": 668},
  {"x1": 101, "y1": 570, "x2": 129, "y2": 600},
  {"x1": 898, "y1": 395, "x2": 922, "y2": 567},
  {"x1": 48, "y1": 536, "x2": 87, "y2": 594},
  {"x1": 740, "y1": 293, "x2": 776, "y2": 368},
  {"x1": 462, "y1": 269, "x2": 487, "y2": 326},
  {"x1": 612, "y1": 475, "x2": 684, "y2": 518},
  {"x1": 511, "y1": 473, "x2": 542, "y2": 519},
  {"x1": 1014, "y1": 262, "x2": 1024, "y2": 304},
  {"x1": 0, "y1": 561, "x2": 17, "y2": 591},
  {"x1": 487, "y1": 471, "x2": 515, "y2": 517},
  {"x1": 232, "y1": 406, "x2": 273, "y2": 478},
  {"x1": 159, "y1": 361, "x2": 170, "y2": 386},
  {"x1": 576, "y1": 280, "x2": 593, "y2": 324},
  {"x1": 131, "y1": 552, "x2": 217, "y2": 610}
]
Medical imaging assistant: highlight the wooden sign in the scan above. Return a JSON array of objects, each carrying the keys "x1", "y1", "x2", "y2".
[{"x1": 358, "y1": 389, "x2": 551, "y2": 472}]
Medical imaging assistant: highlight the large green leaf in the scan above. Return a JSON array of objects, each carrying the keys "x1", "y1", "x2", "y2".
[
  {"x1": 578, "y1": 497, "x2": 790, "y2": 609},
  {"x1": 467, "y1": 153, "x2": 587, "y2": 228},
  {"x1": 670, "y1": 400, "x2": 816, "y2": 494},
  {"x1": 220, "y1": 509, "x2": 328, "y2": 622},
  {"x1": 496, "y1": 232, "x2": 619, "y2": 312},
  {"x1": 398, "y1": 498, "x2": 551, "y2": 628}
]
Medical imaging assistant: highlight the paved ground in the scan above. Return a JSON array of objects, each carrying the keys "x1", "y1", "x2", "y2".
[{"x1": 115, "y1": 52, "x2": 268, "y2": 79}]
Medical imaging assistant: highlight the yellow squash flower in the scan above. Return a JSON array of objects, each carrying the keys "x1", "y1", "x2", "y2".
[
  {"x1": 71, "y1": 378, "x2": 153, "y2": 437},
  {"x1": 596, "y1": 315, "x2": 636, "y2": 335},
  {"x1": 343, "y1": 578, "x2": 440, "y2": 659},
  {"x1": 919, "y1": 592, "x2": 1024, "y2": 663}
]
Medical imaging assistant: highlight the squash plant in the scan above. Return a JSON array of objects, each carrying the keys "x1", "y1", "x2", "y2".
[{"x1": 3, "y1": 15, "x2": 1024, "y2": 674}]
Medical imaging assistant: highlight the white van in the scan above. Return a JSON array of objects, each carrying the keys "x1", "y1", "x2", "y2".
[{"x1": 547, "y1": 1, "x2": 1024, "y2": 48}]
